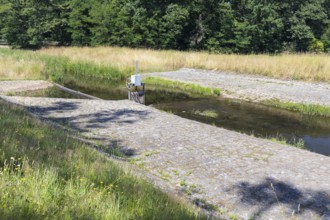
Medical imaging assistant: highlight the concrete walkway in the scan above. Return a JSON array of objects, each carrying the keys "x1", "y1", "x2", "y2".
[
  {"x1": 0, "y1": 80, "x2": 53, "y2": 94},
  {"x1": 144, "y1": 68, "x2": 330, "y2": 106},
  {"x1": 1, "y1": 94, "x2": 330, "y2": 220}
]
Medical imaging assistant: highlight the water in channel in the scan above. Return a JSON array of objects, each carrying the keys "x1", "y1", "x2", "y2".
[
  {"x1": 62, "y1": 81, "x2": 330, "y2": 156},
  {"x1": 19, "y1": 82, "x2": 330, "y2": 156}
]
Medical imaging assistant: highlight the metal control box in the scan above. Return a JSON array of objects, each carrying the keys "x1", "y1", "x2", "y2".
[{"x1": 131, "y1": 74, "x2": 142, "y2": 86}]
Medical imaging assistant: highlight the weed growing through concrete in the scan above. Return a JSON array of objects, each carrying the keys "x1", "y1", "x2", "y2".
[{"x1": 269, "y1": 135, "x2": 306, "y2": 150}]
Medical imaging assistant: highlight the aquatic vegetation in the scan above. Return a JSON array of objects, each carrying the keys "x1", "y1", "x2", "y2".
[
  {"x1": 262, "y1": 99, "x2": 330, "y2": 117},
  {"x1": 193, "y1": 110, "x2": 219, "y2": 118}
]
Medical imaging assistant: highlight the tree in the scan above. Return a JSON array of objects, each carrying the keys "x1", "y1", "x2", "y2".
[
  {"x1": 2, "y1": 0, "x2": 38, "y2": 49},
  {"x1": 47, "y1": 1, "x2": 72, "y2": 45},
  {"x1": 159, "y1": 4, "x2": 189, "y2": 49},
  {"x1": 308, "y1": 38, "x2": 324, "y2": 52},
  {"x1": 1, "y1": 0, "x2": 70, "y2": 49},
  {"x1": 0, "y1": 0, "x2": 10, "y2": 41},
  {"x1": 90, "y1": 0, "x2": 154, "y2": 47},
  {"x1": 185, "y1": 0, "x2": 237, "y2": 52},
  {"x1": 321, "y1": 26, "x2": 330, "y2": 52},
  {"x1": 231, "y1": 20, "x2": 251, "y2": 53},
  {"x1": 0, "y1": 0, "x2": 329, "y2": 53},
  {"x1": 246, "y1": 1, "x2": 284, "y2": 53},
  {"x1": 276, "y1": 0, "x2": 328, "y2": 51},
  {"x1": 68, "y1": 0, "x2": 93, "y2": 46}
]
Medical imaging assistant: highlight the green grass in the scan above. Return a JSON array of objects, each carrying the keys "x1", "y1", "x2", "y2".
[
  {"x1": 262, "y1": 99, "x2": 330, "y2": 117},
  {"x1": 0, "y1": 101, "x2": 203, "y2": 219},
  {"x1": 193, "y1": 110, "x2": 219, "y2": 118},
  {"x1": 144, "y1": 77, "x2": 221, "y2": 97},
  {"x1": 269, "y1": 136, "x2": 305, "y2": 149}
]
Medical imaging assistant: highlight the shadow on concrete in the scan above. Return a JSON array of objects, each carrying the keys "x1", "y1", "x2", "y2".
[
  {"x1": 26, "y1": 101, "x2": 150, "y2": 157},
  {"x1": 230, "y1": 177, "x2": 330, "y2": 218},
  {"x1": 27, "y1": 101, "x2": 79, "y2": 115},
  {"x1": 83, "y1": 137, "x2": 137, "y2": 157},
  {"x1": 87, "y1": 108, "x2": 149, "y2": 127}
]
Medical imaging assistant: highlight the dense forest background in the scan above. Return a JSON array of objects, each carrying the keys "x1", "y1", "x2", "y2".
[{"x1": 0, "y1": 0, "x2": 330, "y2": 53}]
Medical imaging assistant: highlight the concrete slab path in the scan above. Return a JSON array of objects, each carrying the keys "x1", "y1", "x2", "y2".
[
  {"x1": 0, "y1": 80, "x2": 53, "y2": 95},
  {"x1": 144, "y1": 68, "x2": 330, "y2": 106},
  {"x1": 1, "y1": 95, "x2": 329, "y2": 220}
]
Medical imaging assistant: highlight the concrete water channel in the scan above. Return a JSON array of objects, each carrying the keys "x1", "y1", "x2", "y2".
[
  {"x1": 39, "y1": 81, "x2": 330, "y2": 156},
  {"x1": 1, "y1": 77, "x2": 330, "y2": 219}
]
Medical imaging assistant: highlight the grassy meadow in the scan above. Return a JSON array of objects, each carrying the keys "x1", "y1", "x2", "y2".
[
  {"x1": 0, "y1": 48, "x2": 130, "y2": 89},
  {"x1": 1, "y1": 46, "x2": 330, "y2": 84},
  {"x1": 0, "y1": 46, "x2": 330, "y2": 218},
  {"x1": 40, "y1": 47, "x2": 330, "y2": 82},
  {"x1": 0, "y1": 101, "x2": 203, "y2": 219},
  {"x1": 0, "y1": 50, "x2": 45, "y2": 80}
]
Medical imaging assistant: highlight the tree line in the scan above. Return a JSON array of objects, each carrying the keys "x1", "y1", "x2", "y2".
[{"x1": 0, "y1": 0, "x2": 330, "y2": 53}]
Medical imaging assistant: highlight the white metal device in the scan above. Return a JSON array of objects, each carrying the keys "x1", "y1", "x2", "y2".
[
  {"x1": 131, "y1": 74, "x2": 141, "y2": 86},
  {"x1": 130, "y1": 60, "x2": 141, "y2": 86}
]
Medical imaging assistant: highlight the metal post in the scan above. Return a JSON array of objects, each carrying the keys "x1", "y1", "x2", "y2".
[
  {"x1": 135, "y1": 60, "x2": 139, "y2": 75},
  {"x1": 127, "y1": 60, "x2": 145, "y2": 105}
]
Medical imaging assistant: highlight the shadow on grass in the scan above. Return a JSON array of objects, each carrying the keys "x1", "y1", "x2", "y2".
[
  {"x1": 230, "y1": 177, "x2": 330, "y2": 219},
  {"x1": 26, "y1": 101, "x2": 150, "y2": 157}
]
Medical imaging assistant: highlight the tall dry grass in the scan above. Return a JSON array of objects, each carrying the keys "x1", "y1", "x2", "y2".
[
  {"x1": 40, "y1": 47, "x2": 330, "y2": 82},
  {"x1": 0, "y1": 56, "x2": 44, "y2": 80},
  {"x1": 40, "y1": 47, "x2": 185, "y2": 73},
  {"x1": 0, "y1": 48, "x2": 128, "y2": 83}
]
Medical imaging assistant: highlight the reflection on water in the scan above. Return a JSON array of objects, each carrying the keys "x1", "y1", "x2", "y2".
[{"x1": 24, "y1": 81, "x2": 330, "y2": 156}]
